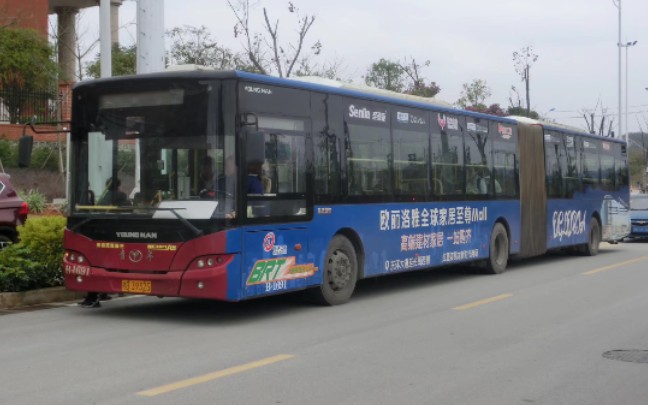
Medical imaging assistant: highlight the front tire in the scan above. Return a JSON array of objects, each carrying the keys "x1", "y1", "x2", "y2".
[
  {"x1": 484, "y1": 223, "x2": 509, "y2": 274},
  {"x1": 309, "y1": 235, "x2": 358, "y2": 306}
]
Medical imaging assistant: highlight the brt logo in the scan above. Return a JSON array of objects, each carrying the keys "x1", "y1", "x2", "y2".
[
  {"x1": 246, "y1": 257, "x2": 319, "y2": 286},
  {"x1": 247, "y1": 257, "x2": 294, "y2": 285}
]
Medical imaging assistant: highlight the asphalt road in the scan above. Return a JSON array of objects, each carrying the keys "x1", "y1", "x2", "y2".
[{"x1": 2, "y1": 241, "x2": 648, "y2": 405}]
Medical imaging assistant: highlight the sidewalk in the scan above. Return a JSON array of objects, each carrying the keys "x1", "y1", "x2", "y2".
[{"x1": 0, "y1": 287, "x2": 84, "y2": 310}]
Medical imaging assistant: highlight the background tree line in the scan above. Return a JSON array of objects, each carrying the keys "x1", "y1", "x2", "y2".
[{"x1": 0, "y1": 1, "x2": 593, "y2": 128}]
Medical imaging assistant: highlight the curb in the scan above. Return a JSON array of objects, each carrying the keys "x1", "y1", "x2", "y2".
[{"x1": 0, "y1": 286, "x2": 85, "y2": 310}]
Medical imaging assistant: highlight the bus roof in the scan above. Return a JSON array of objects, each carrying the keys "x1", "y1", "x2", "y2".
[
  {"x1": 75, "y1": 68, "x2": 518, "y2": 124},
  {"x1": 507, "y1": 115, "x2": 625, "y2": 144},
  {"x1": 76, "y1": 67, "x2": 620, "y2": 142}
]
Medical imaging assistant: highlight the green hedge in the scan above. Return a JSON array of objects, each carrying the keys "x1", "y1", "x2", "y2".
[
  {"x1": 0, "y1": 140, "x2": 64, "y2": 171},
  {"x1": 0, "y1": 216, "x2": 66, "y2": 292}
]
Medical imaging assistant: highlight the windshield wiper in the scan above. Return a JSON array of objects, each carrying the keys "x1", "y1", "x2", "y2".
[
  {"x1": 73, "y1": 205, "x2": 203, "y2": 236},
  {"x1": 131, "y1": 206, "x2": 204, "y2": 236}
]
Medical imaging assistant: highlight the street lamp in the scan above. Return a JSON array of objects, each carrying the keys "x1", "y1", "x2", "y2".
[
  {"x1": 542, "y1": 108, "x2": 555, "y2": 122},
  {"x1": 622, "y1": 40, "x2": 638, "y2": 142}
]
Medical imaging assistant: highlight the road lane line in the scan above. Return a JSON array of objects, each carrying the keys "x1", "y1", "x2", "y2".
[
  {"x1": 137, "y1": 354, "x2": 294, "y2": 397},
  {"x1": 581, "y1": 256, "x2": 648, "y2": 276},
  {"x1": 582, "y1": 256, "x2": 648, "y2": 276},
  {"x1": 452, "y1": 293, "x2": 513, "y2": 311}
]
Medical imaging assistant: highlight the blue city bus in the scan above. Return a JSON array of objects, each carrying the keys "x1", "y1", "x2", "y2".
[{"x1": 62, "y1": 69, "x2": 630, "y2": 305}]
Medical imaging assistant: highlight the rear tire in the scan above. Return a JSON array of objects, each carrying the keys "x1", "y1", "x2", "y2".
[
  {"x1": 580, "y1": 218, "x2": 601, "y2": 256},
  {"x1": 484, "y1": 223, "x2": 509, "y2": 274},
  {"x1": 309, "y1": 235, "x2": 358, "y2": 306}
]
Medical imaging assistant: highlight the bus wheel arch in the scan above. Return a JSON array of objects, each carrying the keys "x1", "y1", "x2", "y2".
[{"x1": 484, "y1": 220, "x2": 510, "y2": 274}]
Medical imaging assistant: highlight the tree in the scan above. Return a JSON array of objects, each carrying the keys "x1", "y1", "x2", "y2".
[
  {"x1": 364, "y1": 57, "x2": 441, "y2": 97},
  {"x1": 85, "y1": 44, "x2": 136, "y2": 79},
  {"x1": 512, "y1": 46, "x2": 539, "y2": 116},
  {"x1": 228, "y1": 0, "x2": 321, "y2": 77},
  {"x1": 400, "y1": 58, "x2": 441, "y2": 97},
  {"x1": 506, "y1": 85, "x2": 540, "y2": 118},
  {"x1": 507, "y1": 106, "x2": 539, "y2": 119},
  {"x1": 0, "y1": 28, "x2": 58, "y2": 124},
  {"x1": 294, "y1": 56, "x2": 348, "y2": 80},
  {"x1": 457, "y1": 79, "x2": 491, "y2": 110},
  {"x1": 167, "y1": 25, "x2": 250, "y2": 70},
  {"x1": 364, "y1": 58, "x2": 406, "y2": 92},
  {"x1": 468, "y1": 103, "x2": 506, "y2": 117}
]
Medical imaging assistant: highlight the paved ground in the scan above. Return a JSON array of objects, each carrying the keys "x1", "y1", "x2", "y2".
[{"x1": 1, "y1": 241, "x2": 648, "y2": 404}]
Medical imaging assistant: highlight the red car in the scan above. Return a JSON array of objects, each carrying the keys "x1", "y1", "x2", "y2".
[{"x1": 0, "y1": 173, "x2": 29, "y2": 249}]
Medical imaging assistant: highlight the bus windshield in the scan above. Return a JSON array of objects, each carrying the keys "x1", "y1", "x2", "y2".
[{"x1": 70, "y1": 79, "x2": 237, "y2": 222}]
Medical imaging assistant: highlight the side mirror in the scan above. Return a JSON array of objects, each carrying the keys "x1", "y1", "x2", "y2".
[{"x1": 18, "y1": 136, "x2": 33, "y2": 167}]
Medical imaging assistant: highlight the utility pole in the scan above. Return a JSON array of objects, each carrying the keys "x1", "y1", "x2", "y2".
[
  {"x1": 613, "y1": 0, "x2": 622, "y2": 140},
  {"x1": 133, "y1": 0, "x2": 165, "y2": 195}
]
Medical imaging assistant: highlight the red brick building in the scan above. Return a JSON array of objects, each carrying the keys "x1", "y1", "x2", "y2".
[{"x1": 0, "y1": 0, "x2": 49, "y2": 35}]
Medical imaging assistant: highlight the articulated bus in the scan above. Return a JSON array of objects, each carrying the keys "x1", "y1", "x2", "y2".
[{"x1": 62, "y1": 69, "x2": 630, "y2": 305}]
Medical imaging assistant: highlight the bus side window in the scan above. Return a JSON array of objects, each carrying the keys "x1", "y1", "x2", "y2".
[
  {"x1": 581, "y1": 139, "x2": 601, "y2": 190},
  {"x1": 544, "y1": 132, "x2": 563, "y2": 198},
  {"x1": 431, "y1": 113, "x2": 464, "y2": 198},
  {"x1": 614, "y1": 143, "x2": 628, "y2": 191},
  {"x1": 600, "y1": 141, "x2": 615, "y2": 191},
  {"x1": 563, "y1": 135, "x2": 580, "y2": 197},
  {"x1": 465, "y1": 118, "x2": 492, "y2": 196}
]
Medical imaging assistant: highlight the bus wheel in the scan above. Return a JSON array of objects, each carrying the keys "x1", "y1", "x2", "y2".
[
  {"x1": 311, "y1": 235, "x2": 358, "y2": 306},
  {"x1": 484, "y1": 223, "x2": 509, "y2": 274},
  {"x1": 580, "y1": 218, "x2": 601, "y2": 256}
]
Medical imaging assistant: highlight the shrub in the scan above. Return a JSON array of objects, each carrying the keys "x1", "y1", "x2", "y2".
[
  {"x1": 0, "y1": 216, "x2": 66, "y2": 292},
  {"x1": 19, "y1": 215, "x2": 66, "y2": 265},
  {"x1": 0, "y1": 245, "x2": 41, "y2": 292},
  {"x1": 0, "y1": 139, "x2": 17, "y2": 167},
  {"x1": 32, "y1": 145, "x2": 63, "y2": 172},
  {"x1": 18, "y1": 189, "x2": 47, "y2": 213}
]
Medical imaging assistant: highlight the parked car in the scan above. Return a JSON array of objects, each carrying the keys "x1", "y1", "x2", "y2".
[
  {"x1": 0, "y1": 173, "x2": 29, "y2": 249},
  {"x1": 628, "y1": 193, "x2": 648, "y2": 239}
]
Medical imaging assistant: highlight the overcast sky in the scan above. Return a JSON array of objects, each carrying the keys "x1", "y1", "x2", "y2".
[{"x1": 74, "y1": 0, "x2": 648, "y2": 136}]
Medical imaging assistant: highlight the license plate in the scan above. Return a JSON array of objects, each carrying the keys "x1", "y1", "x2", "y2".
[{"x1": 121, "y1": 280, "x2": 152, "y2": 294}]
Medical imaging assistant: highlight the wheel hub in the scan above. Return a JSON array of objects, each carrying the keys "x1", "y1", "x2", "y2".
[{"x1": 328, "y1": 250, "x2": 351, "y2": 291}]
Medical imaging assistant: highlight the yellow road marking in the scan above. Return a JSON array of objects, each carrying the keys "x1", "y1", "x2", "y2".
[
  {"x1": 453, "y1": 293, "x2": 513, "y2": 311},
  {"x1": 582, "y1": 256, "x2": 648, "y2": 276},
  {"x1": 137, "y1": 354, "x2": 294, "y2": 397}
]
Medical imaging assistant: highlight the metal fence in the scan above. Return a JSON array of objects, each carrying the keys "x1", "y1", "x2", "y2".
[{"x1": 0, "y1": 88, "x2": 59, "y2": 124}]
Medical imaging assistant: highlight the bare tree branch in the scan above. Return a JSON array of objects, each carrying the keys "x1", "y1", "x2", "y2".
[
  {"x1": 228, "y1": 1, "x2": 319, "y2": 77},
  {"x1": 228, "y1": 0, "x2": 268, "y2": 74}
]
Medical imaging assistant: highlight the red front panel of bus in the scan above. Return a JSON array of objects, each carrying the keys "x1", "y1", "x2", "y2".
[{"x1": 63, "y1": 229, "x2": 232, "y2": 301}]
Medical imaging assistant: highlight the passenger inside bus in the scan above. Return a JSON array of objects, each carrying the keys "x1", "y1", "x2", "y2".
[
  {"x1": 98, "y1": 177, "x2": 128, "y2": 205},
  {"x1": 246, "y1": 160, "x2": 264, "y2": 195},
  {"x1": 466, "y1": 169, "x2": 487, "y2": 195},
  {"x1": 198, "y1": 156, "x2": 217, "y2": 197},
  {"x1": 217, "y1": 155, "x2": 236, "y2": 197}
]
